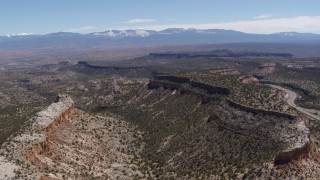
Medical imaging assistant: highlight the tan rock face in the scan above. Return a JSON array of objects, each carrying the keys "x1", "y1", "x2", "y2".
[
  {"x1": 26, "y1": 107, "x2": 76, "y2": 164},
  {"x1": 0, "y1": 94, "x2": 145, "y2": 179},
  {"x1": 259, "y1": 63, "x2": 276, "y2": 74},
  {"x1": 238, "y1": 75, "x2": 260, "y2": 85},
  {"x1": 275, "y1": 120, "x2": 310, "y2": 165},
  {"x1": 32, "y1": 94, "x2": 74, "y2": 129},
  {"x1": 0, "y1": 94, "x2": 74, "y2": 179}
]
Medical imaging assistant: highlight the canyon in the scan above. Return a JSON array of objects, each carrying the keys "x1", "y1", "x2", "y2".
[{"x1": 1, "y1": 50, "x2": 320, "y2": 179}]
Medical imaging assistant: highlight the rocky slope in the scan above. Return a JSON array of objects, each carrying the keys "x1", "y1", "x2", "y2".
[
  {"x1": 95, "y1": 74, "x2": 312, "y2": 179},
  {"x1": 0, "y1": 62, "x2": 319, "y2": 179},
  {"x1": 0, "y1": 94, "x2": 146, "y2": 179},
  {"x1": 0, "y1": 94, "x2": 74, "y2": 179}
]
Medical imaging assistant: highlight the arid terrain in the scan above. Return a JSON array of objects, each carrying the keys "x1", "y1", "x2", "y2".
[{"x1": 1, "y1": 48, "x2": 320, "y2": 179}]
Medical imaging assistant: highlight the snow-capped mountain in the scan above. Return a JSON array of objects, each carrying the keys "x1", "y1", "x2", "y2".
[
  {"x1": 0, "y1": 28, "x2": 319, "y2": 49},
  {"x1": 91, "y1": 29, "x2": 155, "y2": 38},
  {"x1": 6, "y1": 33, "x2": 34, "y2": 37}
]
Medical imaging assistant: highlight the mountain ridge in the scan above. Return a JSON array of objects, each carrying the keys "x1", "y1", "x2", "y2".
[
  {"x1": 1, "y1": 28, "x2": 320, "y2": 50},
  {"x1": 2, "y1": 28, "x2": 320, "y2": 38}
]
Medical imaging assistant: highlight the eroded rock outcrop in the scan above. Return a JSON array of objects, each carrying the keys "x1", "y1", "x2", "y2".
[
  {"x1": 148, "y1": 79, "x2": 224, "y2": 103},
  {"x1": 274, "y1": 120, "x2": 310, "y2": 165},
  {"x1": 226, "y1": 99, "x2": 310, "y2": 165},
  {"x1": 151, "y1": 75, "x2": 311, "y2": 166},
  {"x1": 32, "y1": 94, "x2": 74, "y2": 129},
  {"x1": 227, "y1": 99, "x2": 296, "y2": 120},
  {"x1": 259, "y1": 63, "x2": 276, "y2": 74},
  {"x1": 152, "y1": 75, "x2": 230, "y2": 95},
  {"x1": 239, "y1": 75, "x2": 260, "y2": 85},
  {"x1": 0, "y1": 94, "x2": 145, "y2": 179},
  {"x1": 0, "y1": 94, "x2": 74, "y2": 179},
  {"x1": 155, "y1": 75, "x2": 190, "y2": 84}
]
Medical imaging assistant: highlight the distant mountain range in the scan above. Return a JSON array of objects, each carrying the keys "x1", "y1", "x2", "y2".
[{"x1": 1, "y1": 28, "x2": 320, "y2": 50}]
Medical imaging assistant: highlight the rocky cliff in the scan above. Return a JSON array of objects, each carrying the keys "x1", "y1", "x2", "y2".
[
  {"x1": 150, "y1": 75, "x2": 311, "y2": 166},
  {"x1": 0, "y1": 94, "x2": 74, "y2": 179},
  {"x1": 274, "y1": 120, "x2": 310, "y2": 165},
  {"x1": 154, "y1": 75, "x2": 190, "y2": 84},
  {"x1": 153, "y1": 75, "x2": 230, "y2": 95},
  {"x1": 0, "y1": 94, "x2": 145, "y2": 179},
  {"x1": 227, "y1": 99, "x2": 296, "y2": 120},
  {"x1": 226, "y1": 99, "x2": 310, "y2": 164},
  {"x1": 238, "y1": 75, "x2": 260, "y2": 85},
  {"x1": 258, "y1": 63, "x2": 276, "y2": 74},
  {"x1": 31, "y1": 94, "x2": 74, "y2": 129},
  {"x1": 77, "y1": 61, "x2": 148, "y2": 70}
]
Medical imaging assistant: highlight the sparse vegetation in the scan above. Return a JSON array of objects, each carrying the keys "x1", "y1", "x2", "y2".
[{"x1": 0, "y1": 50, "x2": 320, "y2": 179}]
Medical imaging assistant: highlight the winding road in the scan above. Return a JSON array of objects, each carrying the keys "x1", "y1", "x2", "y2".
[{"x1": 268, "y1": 84, "x2": 320, "y2": 121}]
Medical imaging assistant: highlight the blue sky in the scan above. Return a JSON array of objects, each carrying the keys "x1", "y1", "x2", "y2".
[{"x1": 1, "y1": 0, "x2": 320, "y2": 35}]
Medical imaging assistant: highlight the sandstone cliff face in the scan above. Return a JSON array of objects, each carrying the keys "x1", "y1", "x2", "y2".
[
  {"x1": 31, "y1": 94, "x2": 74, "y2": 129},
  {"x1": 25, "y1": 107, "x2": 76, "y2": 164},
  {"x1": 227, "y1": 99, "x2": 296, "y2": 120},
  {"x1": 152, "y1": 75, "x2": 231, "y2": 95},
  {"x1": 150, "y1": 75, "x2": 311, "y2": 166},
  {"x1": 0, "y1": 94, "x2": 145, "y2": 179},
  {"x1": 228, "y1": 98, "x2": 310, "y2": 165},
  {"x1": 274, "y1": 120, "x2": 310, "y2": 165},
  {"x1": 259, "y1": 63, "x2": 276, "y2": 74},
  {"x1": 0, "y1": 94, "x2": 74, "y2": 179},
  {"x1": 238, "y1": 75, "x2": 260, "y2": 85}
]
